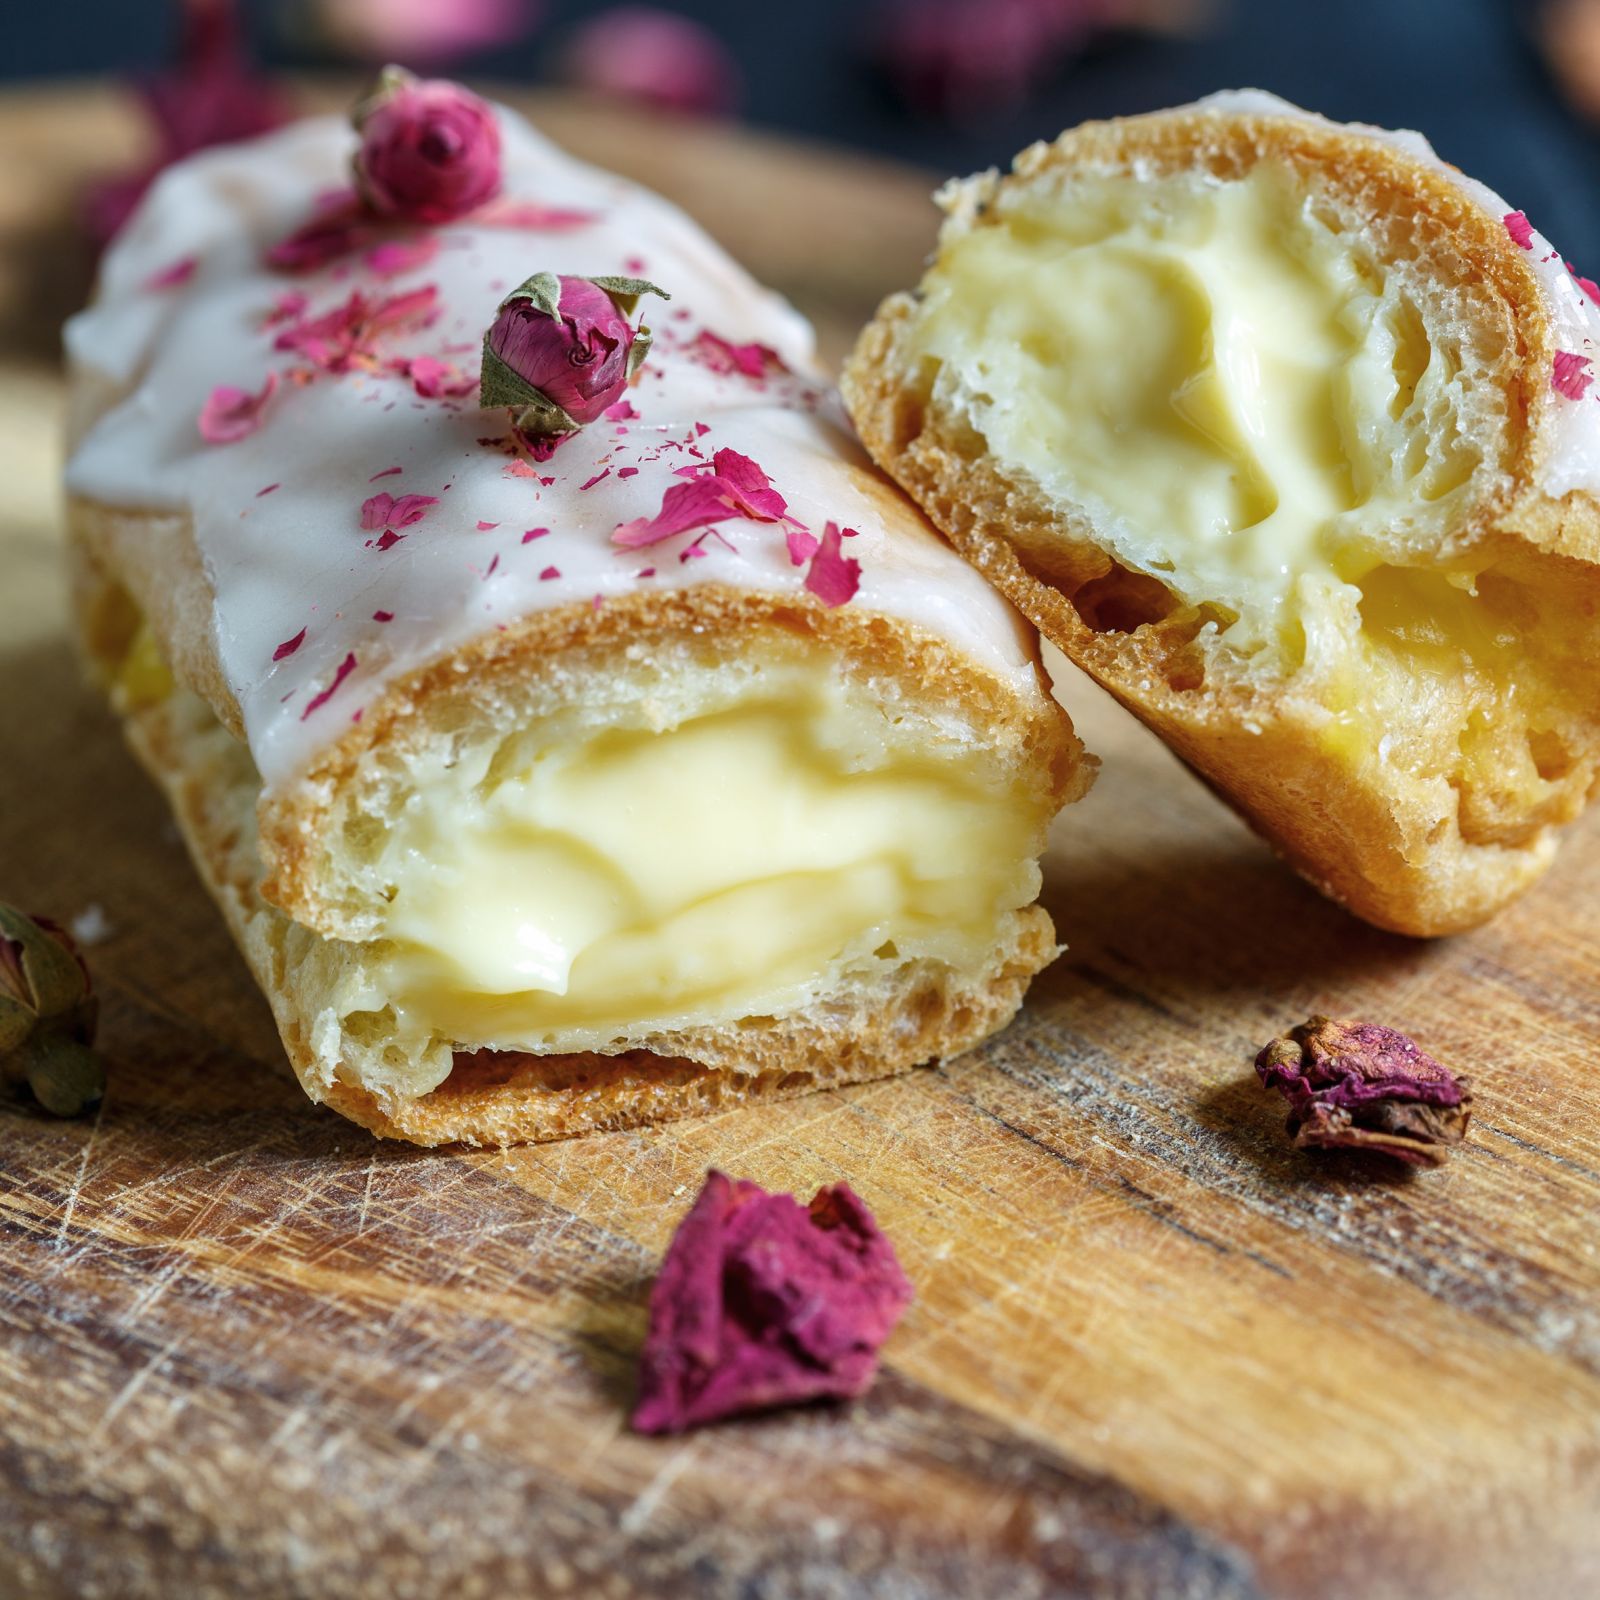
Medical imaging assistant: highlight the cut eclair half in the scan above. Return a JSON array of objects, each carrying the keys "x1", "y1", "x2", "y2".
[
  {"x1": 843, "y1": 89, "x2": 1600, "y2": 936},
  {"x1": 64, "y1": 102, "x2": 1090, "y2": 1146}
]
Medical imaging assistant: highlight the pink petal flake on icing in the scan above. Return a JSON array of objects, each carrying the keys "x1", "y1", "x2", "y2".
[
  {"x1": 474, "y1": 199, "x2": 601, "y2": 231},
  {"x1": 272, "y1": 627, "x2": 307, "y2": 661},
  {"x1": 1504, "y1": 211, "x2": 1535, "y2": 250},
  {"x1": 803, "y1": 521, "x2": 862, "y2": 608},
  {"x1": 689, "y1": 330, "x2": 784, "y2": 379},
  {"x1": 365, "y1": 236, "x2": 442, "y2": 278},
  {"x1": 369, "y1": 465, "x2": 403, "y2": 481},
  {"x1": 266, "y1": 190, "x2": 371, "y2": 272},
  {"x1": 579, "y1": 469, "x2": 612, "y2": 490},
  {"x1": 360, "y1": 490, "x2": 439, "y2": 534},
  {"x1": 144, "y1": 254, "x2": 198, "y2": 291},
  {"x1": 522, "y1": 526, "x2": 550, "y2": 543},
  {"x1": 786, "y1": 527, "x2": 819, "y2": 567},
  {"x1": 399, "y1": 354, "x2": 478, "y2": 399},
  {"x1": 302, "y1": 652, "x2": 358, "y2": 720},
  {"x1": 262, "y1": 290, "x2": 310, "y2": 329},
  {"x1": 612, "y1": 447, "x2": 798, "y2": 550},
  {"x1": 371, "y1": 530, "x2": 404, "y2": 551},
  {"x1": 273, "y1": 285, "x2": 439, "y2": 374},
  {"x1": 372, "y1": 610, "x2": 395, "y2": 622},
  {"x1": 256, "y1": 482, "x2": 280, "y2": 497},
  {"x1": 1554, "y1": 350, "x2": 1594, "y2": 400},
  {"x1": 476, "y1": 520, "x2": 499, "y2": 531},
  {"x1": 539, "y1": 564, "x2": 561, "y2": 580},
  {"x1": 604, "y1": 400, "x2": 639, "y2": 421},
  {"x1": 618, "y1": 467, "x2": 638, "y2": 478},
  {"x1": 485, "y1": 554, "x2": 501, "y2": 578},
  {"x1": 198, "y1": 372, "x2": 278, "y2": 444}
]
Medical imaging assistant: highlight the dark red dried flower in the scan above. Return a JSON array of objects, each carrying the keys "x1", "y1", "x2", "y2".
[
  {"x1": 1254, "y1": 1016, "x2": 1471, "y2": 1167},
  {"x1": 631, "y1": 1170, "x2": 913, "y2": 1434}
]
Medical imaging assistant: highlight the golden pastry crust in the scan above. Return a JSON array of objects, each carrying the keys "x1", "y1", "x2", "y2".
[{"x1": 843, "y1": 103, "x2": 1600, "y2": 936}]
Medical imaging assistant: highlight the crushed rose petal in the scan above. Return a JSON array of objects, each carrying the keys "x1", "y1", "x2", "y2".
[
  {"x1": 1504, "y1": 210, "x2": 1536, "y2": 250},
  {"x1": 1554, "y1": 350, "x2": 1594, "y2": 401},
  {"x1": 144, "y1": 255, "x2": 198, "y2": 290},
  {"x1": 273, "y1": 285, "x2": 439, "y2": 373},
  {"x1": 688, "y1": 329, "x2": 782, "y2": 378},
  {"x1": 399, "y1": 354, "x2": 478, "y2": 398},
  {"x1": 365, "y1": 236, "x2": 443, "y2": 278},
  {"x1": 630, "y1": 1171, "x2": 913, "y2": 1435},
  {"x1": 612, "y1": 447, "x2": 800, "y2": 550},
  {"x1": 302, "y1": 652, "x2": 359, "y2": 720},
  {"x1": 604, "y1": 399, "x2": 639, "y2": 421},
  {"x1": 539, "y1": 564, "x2": 561, "y2": 579},
  {"x1": 266, "y1": 191, "x2": 373, "y2": 272},
  {"x1": 360, "y1": 490, "x2": 439, "y2": 531},
  {"x1": 372, "y1": 609, "x2": 394, "y2": 622},
  {"x1": 804, "y1": 521, "x2": 862, "y2": 607},
  {"x1": 198, "y1": 373, "x2": 278, "y2": 444},
  {"x1": 474, "y1": 199, "x2": 602, "y2": 231},
  {"x1": 272, "y1": 628, "x2": 307, "y2": 661}
]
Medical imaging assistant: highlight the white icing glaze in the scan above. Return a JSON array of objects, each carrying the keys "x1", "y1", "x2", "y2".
[
  {"x1": 1188, "y1": 90, "x2": 1600, "y2": 499},
  {"x1": 65, "y1": 111, "x2": 1039, "y2": 791}
]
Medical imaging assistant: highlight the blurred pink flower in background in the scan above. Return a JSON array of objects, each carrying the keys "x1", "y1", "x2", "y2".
[
  {"x1": 84, "y1": 0, "x2": 288, "y2": 247},
  {"x1": 872, "y1": 0, "x2": 1211, "y2": 121},
  {"x1": 308, "y1": 0, "x2": 540, "y2": 65},
  {"x1": 560, "y1": 7, "x2": 741, "y2": 117}
]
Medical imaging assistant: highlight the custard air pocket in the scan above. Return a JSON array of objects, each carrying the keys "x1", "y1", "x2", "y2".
[
  {"x1": 844, "y1": 90, "x2": 1600, "y2": 937},
  {"x1": 65, "y1": 75, "x2": 1089, "y2": 1147}
]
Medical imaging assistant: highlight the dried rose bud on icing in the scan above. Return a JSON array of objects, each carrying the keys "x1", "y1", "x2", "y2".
[
  {"x1": 480, "y1": 272, "x2": 667, "y2": 438},
  {"x1": 0, "y1": 903, "x2": 105, "y2": 1118},
  {"x1": 631, "y1": 1170, "x2": 913, "y2": 1435},
  {"x1": 352, "y1": 67, "x2": 503, "y2": 223},
  {"x1": 1255, "y1": 1016, "x2": 1471, "y2": 1167}
]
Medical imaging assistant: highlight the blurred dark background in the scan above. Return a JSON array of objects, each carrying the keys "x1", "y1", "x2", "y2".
[{"x1": 7, "y1": 0, "x2": 1600, "y2": 266}]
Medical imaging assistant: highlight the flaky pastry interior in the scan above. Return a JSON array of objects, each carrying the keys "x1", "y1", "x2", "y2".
[{"x1": 844, "y1": 99, "x2": 1600, "y2": 934}]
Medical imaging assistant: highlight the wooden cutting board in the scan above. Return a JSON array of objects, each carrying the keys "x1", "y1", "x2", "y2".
[{"x1": 3, "y1": 82, "x2": 1598, "y2": 1600}]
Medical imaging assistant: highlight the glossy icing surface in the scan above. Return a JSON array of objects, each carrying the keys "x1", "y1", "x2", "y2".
[{"x1": 65, "y1": 111, "x2": 1040, "y2": 791}]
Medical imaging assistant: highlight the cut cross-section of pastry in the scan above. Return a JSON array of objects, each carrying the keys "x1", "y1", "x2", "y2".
[
  {"x1": 843, "y1": 89, "x2": 1600, "y2": 936},
  {"x1": 64, "y1": 86, "x2": 1090, "y2": 1146}
]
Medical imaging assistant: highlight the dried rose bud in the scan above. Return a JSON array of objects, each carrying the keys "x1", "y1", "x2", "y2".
[
  {"x1": 352, "y1": 67, "x2": 503, "y2": 223},
  {"x1": 1255, "y1": 1016, "x2": 1470, "y2": 1167},
  {"x1": 0, "y1": 904, "x2": 105, "y2": 1118},
  {"x1": 631, "y1": 1170, "x2": 914, "y2": 1434},
  {"x1": 480, "y1": 272, "x2": 668, "y2": 439}
]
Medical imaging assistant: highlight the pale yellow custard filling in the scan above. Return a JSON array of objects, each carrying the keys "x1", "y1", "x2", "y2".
[
  {"x1": 909, "y1": 160, "x2": 1483, "y2": 658},
  {"x1": 373, "y1": 665, "x2": 1043, "y2": 1052}
]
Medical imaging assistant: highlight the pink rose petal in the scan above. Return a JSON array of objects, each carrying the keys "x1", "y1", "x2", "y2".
[
  {"x1": 302, "y1": 652, "x2": 358, "y2": 720},
  {"x1": 144, "y1": 254, "x2": 198, "y2": 290},
  {"x1": 1504, "y1": 211, "x2": 1535, "y2": 250},
  {"x1": 272, "y1": 627, "x2": 307, "y2": 661},
  {"x1": 365, "y1": 236, "x2": 442, "y2": 278},
  {"x1": 689, "y1": 329, "x2": 782, "y2": 379},
  {"x1": 803, "y1": 521, "x2": 862, "y2": 608},
  {"x1": 198, "y1": 372, "x2": 278, "y2": 444},
  {"x1": 1554, "y1": 350, "x2": 1594, "y2": 401}
]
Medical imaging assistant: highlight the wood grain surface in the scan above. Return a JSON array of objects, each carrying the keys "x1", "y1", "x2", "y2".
[{"x1": 3, "y1": 82, "x2": 1600, "y2": 1600}]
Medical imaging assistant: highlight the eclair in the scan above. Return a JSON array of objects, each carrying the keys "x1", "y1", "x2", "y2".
[
  {"x1": 843, "y1": 89, "x2": 1600, "y2": 936},
  {"x1": 64, "y1": 79, "x2": 1090, "y2": 1146}
]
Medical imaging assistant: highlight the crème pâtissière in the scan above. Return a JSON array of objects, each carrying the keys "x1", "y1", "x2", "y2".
[
  {"x1": 65, "y1": 106, "x2": 1090, "y2": 1147},
  {"x1": 843, "y1": 89, "x2": 1600, "y2": 936}
]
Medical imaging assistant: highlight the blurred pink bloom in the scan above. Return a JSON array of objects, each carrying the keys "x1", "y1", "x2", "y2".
[
  {"x1": 355, "y1": 73, "x2": 504, "y2": 223},
  {"x1": 561, "y1": 7, "x2": 741, "y2": 117},
  {"x1": 312, "y1": 0, "x2": 538, "y2": 64},
  {"x1": 873, "y1": 0, "x2": 1206, "y2": 120},
  {"x1": 84, "y1": 0, "x2": 289, "y2": 248}
]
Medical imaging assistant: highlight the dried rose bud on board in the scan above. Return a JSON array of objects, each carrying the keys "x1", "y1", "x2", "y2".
[
  {"x1": 1255, "y1": 1016, "x2": 1470, "y2": 1167},
  {"x1": 631, "y1": 1170, "x2": 914, "y2": 1435},
  {"x1": 481, "y1": 273, "x2": 667, "y2": 439},
  {"x1": 0, "y1": 904, "x2": 106, "y2": 1118},
  {"x1": 353, "y1": 66, "x2": 503, "y2": 223}
]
